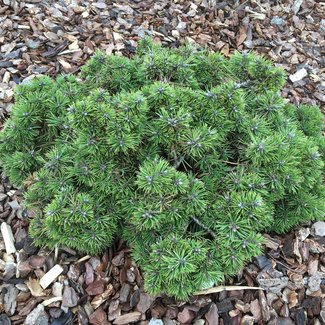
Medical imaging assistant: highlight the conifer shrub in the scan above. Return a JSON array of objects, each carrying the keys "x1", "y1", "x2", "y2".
[{"x1": 0, "y1": 38, "x2": 324, "y2": 299}]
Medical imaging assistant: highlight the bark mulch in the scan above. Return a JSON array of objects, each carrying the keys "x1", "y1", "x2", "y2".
[{"x1": 0, "y1": 0, "x2": 325, "y2": 324}]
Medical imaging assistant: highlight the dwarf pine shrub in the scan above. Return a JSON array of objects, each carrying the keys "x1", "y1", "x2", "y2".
[{"x1": 0, "y1": 38, "x2": 324, "y2": 299}]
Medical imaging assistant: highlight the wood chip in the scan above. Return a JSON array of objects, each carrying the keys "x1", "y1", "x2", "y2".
[
  {"x1": 58, "y1": 59, "x2": 72, "y2": 72},
  {"x1": 18, "y1": 298, "x2": 38, "y2": 317},
  {"x1": 289, "y1": 68, "x2": 308, "y2": 83},
  {"x1": 68, "y1": 40, "x2": 79, "y2": 50},
  {"x1": 194, "y1": 285, "x2": 263, "y2": 295},
  {"x1": 237, "y1": 25, "x2": 247, "y2": 46},
  {"x1": 250, "y1": 299, "x2": 262, "y2": 321},
  {"x1": 62, "y1": 286, "x2": 78, "y2": 308},
  {"x1": 113, "y1": 311, "x2": 141, "y2": 325},
  {"x1": 91, "y1": 284, "x2": 114, "y2": 309},
  {"x1": 263, "y1": 234, "x2": 281, "y2": 250},
  {"x1": 52, "y1": 282, "x2": 63, "y2": 297},
  {"x1": 1, "y1": 222, "x2": 16, "y2": 254},
  {"x1": 86, "y1": 279, "x2": 105, "y2": 296},
  {"x1": 75, "y1": 255, "x2": 92, "y2": 264},
  {"x1": 136, "y1": 292, "x2": 155, "y2": 313},
  {"x1": 25, "y1": 304, "x2": 49, "y2": 325},
  {"x1": 42, "y1": 296, "x2": 62, "y2": 306},
  {"x1": 26, "y1": 278, "x2": 47, "y2": 297},
  {"x1": 3, "y1": 284, "x2": 18, "y2": 315},
  {"x1": 89, "y1": 307, "x2": 109, "y2": 325},
  {"x1": 292, "y1": 0, "x2": 303, "y2": 14},
  {"x1": 39, "y1": 264, "x2": 64, "y2": 289},
  {"x1": 205, "y1": 303, "x2": 219, "y2": 325}
]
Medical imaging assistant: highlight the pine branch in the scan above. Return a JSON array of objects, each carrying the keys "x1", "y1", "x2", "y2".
[{"x1": 190, "y1": 216, "x2": 217, "y2": 238}]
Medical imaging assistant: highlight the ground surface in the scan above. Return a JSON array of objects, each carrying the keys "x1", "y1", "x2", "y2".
[{"x1": 0, "y1": 0, "x2": 325, "y2": 324}]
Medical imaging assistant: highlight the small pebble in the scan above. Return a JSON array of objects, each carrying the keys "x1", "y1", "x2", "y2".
[
  {"x1": 297, "y1": 228, "x2": 310, "y2": 241},
  {"x1": 148, "y1": 319, "x2": 164, "y2": 325},
  {"x1": 25, "y1": 304, "x2": 49, "y2": 325},
  {"x1": 312, "y1": 221, "x2": 325, "y2": 237},
  {"x1": 26, "y1": 39, "x2": 40, "y2": 49},
  {"x1": 0, "y1": 314, "x2": 11, "y2": 325},
  {"x1": 271, "y1": 16, "x2": 285, "y2": 26},
  {"x1": 8, "y1": 200, "x2": 20, "y2": 210},
  {"x1": 193, "y1": 320, "x2": 205, "y2": 325},
  {"x1": 176, "y1": 21, "x2": 187, "y2": 32}
]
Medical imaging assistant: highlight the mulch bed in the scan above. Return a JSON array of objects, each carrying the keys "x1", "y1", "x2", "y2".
[{"x1": 0, "y1": 0, "x2": 324, "y2": 324}]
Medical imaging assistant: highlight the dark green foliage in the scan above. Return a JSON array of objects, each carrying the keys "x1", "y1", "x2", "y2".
[{"x1": 0, "y1": 38, "x2": 324, "y2": 299}]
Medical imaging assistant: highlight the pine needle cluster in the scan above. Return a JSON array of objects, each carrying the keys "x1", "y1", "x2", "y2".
[{"x1": 0, "y1": 38, "x2": 324, "y2": 299}]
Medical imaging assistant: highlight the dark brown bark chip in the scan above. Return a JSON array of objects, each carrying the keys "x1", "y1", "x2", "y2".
[
  {"x1": 204, "y1": 303, "x2": 219, "y2": 325},
  {"x1": 112, "y1": 252, "x2": 125, "y2": 267},
  {"x1": 89, "y1": 307, "x2": 109, "y2": 325},
  {"x1": 136, "y1": 292, "x2": 155, "y2": 313},
  {"x1": 23, "y1": 236, "x2": 38, "y2": 255},
  {"x1": 150, "y1": 301, "x2": 167, "y2": 319},
  {"x1": 85, "y1": 279, "x2": 105, "y2": 296},
  {"x1": 113, "y1": 311, "x2": 141, "y2": 325},
  {"x1": 119, "y1": 283, "x2": 131, "y2": 303},
  {"x1": 293, "y1": 308, "x2": 307, "y2": 325},
  {"x1": 19, "y1": 298, "x2": 39, "y2": 317},
  {"x1": 177, "y1": 307, "x2": 195, "y2": 324},
  {"x1": 217, "y1": 298, "x2": 234, "y2": 313},
  {"x1": 17, "y1": 260, "x2": 32, "y2": 277},
  {"x1": 67, "y1": 264, "x2": 81, "y2": 282},
  {"x1": 85, "y1": 262, "x2": 95, "y2": 285},
  {"x1": 302, "y1": 296, "x2": 321, "y2": 309},
  {"x1": 130, "y1": 289, "x2": 140, "y2": 308},
  {"x1": 29, "y1": 255, "x2": 46, "y2": 269}
]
